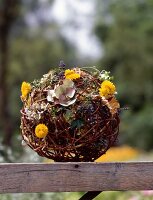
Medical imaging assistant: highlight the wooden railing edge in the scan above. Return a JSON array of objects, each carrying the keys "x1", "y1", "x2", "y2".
[{"x1": 0, "y1": 162, "x2": 153, "y2": 193}]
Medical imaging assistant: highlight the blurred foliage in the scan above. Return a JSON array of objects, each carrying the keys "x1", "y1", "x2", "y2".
[
  {"x1": 1, "y1": 190, "x2": 153, "y2": 200},
  {"x1": 0, "y1": 0, "x2": 77, "y2": 161},
  {"x1": 9, "y1": 31, "x2": 76, "y2": 120},
  {"x1": 95, "y1": 0, "x2": 153, "y2": 150},
  {"x1": 94, "y1": 191, "x2": 153, "y2": 200}
]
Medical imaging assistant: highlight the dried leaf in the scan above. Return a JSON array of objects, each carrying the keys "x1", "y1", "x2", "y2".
[{"x1": 108, "y1": 97, "x2": 120, "y2": 115}]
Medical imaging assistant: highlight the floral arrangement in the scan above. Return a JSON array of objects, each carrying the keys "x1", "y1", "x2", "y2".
[{"x1": 20, "y1": 61, "x2": 120, "y2": 162}]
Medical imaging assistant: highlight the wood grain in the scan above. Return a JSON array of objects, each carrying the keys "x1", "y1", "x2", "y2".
[{"x1": 0, "y1": 162, "x2": 153, "y2": 193}]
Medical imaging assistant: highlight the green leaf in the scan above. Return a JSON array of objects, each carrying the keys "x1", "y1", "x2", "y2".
[
  {"x1": 71, "y1": 119, "x2": 84, "y2": 129},
  {"x1": 64, "y1": 110, "x2": 73, "y2": 122}
]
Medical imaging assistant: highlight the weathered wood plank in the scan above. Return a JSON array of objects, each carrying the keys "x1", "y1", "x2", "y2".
[{"x1": 0, "y1": 162, "x2": 153, "y2": 193}]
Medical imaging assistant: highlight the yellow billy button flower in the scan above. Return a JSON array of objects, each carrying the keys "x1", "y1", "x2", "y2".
[
  {"x1": 21, "y1": 81, "x2": 31, "y2": 98},
  {"x1": 65, "y1": 69, "x2": 80, "y2": 80},
  {"x1": 99, "y1": 80, "x2": 116, "y2": 98},
  {"x1": 35, "y1": 124, "x2": 48, "y2": 138}
]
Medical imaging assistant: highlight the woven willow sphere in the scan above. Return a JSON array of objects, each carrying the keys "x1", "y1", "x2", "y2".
[{"x1": 20, "y1": 64, "x2": 120, "y2": 162}]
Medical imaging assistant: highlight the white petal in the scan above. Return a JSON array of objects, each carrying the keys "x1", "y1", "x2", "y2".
[
  {"x1": 67, "y1": 98, "x2": 76, "y2": 105},
  {"x1": 63, "y1": 79, "x2": 74, "y2": 87},
  {"x1": 55, "y1": 85, "x2": 65, "y2": 99},
  {"x1": 60, "y1": 98, "x2": 76, "y2": 107},
  {"x1": 21, "y1": 140, "x2": 27, "y2": 147},
  {"x1": 66, "y1": 88, "x2": 75, "y2": 98},
  {"x1": 47, "y1": 96, "x2": 52, "y2": 102},
  {"x1": 47, "y1": 90, "x2": 56, "y2": 102}
]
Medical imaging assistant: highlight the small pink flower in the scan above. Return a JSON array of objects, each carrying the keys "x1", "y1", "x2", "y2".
[
  {"x1": 128, "y1": 196, "x2": 139, "y2": 200},
  {"x1": 141, "y1": 190, "x2": 153, "y2": 196}
]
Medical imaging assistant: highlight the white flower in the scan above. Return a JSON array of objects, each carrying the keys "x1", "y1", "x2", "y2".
[
  {"x1": 47, "y1": 79, "x2": 76, "y2": 106},
  {"x1": 99, "y1": 70, "x2": 112, "y2": 81}
]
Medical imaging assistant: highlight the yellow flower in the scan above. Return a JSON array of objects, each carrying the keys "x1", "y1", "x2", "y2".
[
  {"x1": 35, "y1": 124, "x2": 48, "y2": 138},
  {"x1": 65, "y1": 69, "x2": 80, "y2": 80},
  {"x1": 21, "y1": 82, "x2": 31, "y2": 98},
  {"x1": 96, "y1": 146, "x2": 139, "y2": 162},
  {"x1": 99, "y1": 80, "x2": 116, "y2": 98}
]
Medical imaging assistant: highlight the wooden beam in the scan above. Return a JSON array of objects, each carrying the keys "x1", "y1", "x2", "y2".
[{"x1": 0, "y1": 162, "x2": 153, "y2": 193}]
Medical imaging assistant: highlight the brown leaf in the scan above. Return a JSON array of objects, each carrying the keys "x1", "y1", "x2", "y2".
[{"x1": 108, "y1": 97, "x2": 120, "y2": 115}]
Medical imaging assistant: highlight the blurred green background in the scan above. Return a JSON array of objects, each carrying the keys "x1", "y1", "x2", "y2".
[{"x1": 1, "y1": 0, "x2": 153, "y2": 199}]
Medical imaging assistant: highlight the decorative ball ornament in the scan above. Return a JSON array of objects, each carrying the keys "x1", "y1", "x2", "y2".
[{"x1": 20, "y1": 62, "x2": 120, "y2": 162}]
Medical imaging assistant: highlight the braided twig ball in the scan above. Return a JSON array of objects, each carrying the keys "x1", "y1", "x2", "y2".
[{"x1": 21, "y1": 65, "x2": 120, "y2": 162}]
